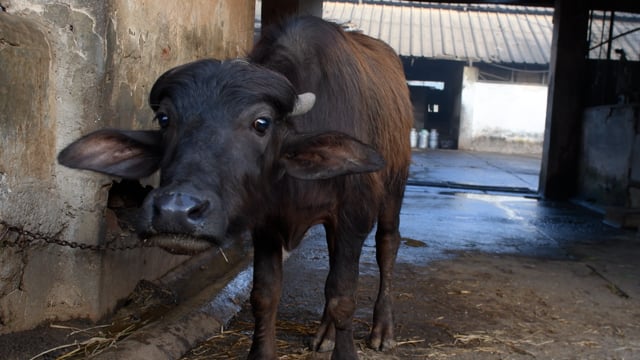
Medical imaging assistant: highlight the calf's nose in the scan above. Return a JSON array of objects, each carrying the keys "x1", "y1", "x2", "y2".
[{"x1": 152, "y1": 193, "x2": 210, "y2": 233}]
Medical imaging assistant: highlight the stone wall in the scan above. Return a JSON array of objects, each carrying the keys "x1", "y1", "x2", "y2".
[{"x1": 0, "y1": 0, "x2": 254, "y2": 333}]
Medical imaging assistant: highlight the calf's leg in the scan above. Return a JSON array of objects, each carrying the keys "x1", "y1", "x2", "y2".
[
  {"x1": 248, "y1": 231, "x2": 284, "y2": 360},
  {"x1": 368, "y1": 188, "x2": 405, "y2": 350},
  {"x1": 312, "y1": 223, "x2": 366, "y2": 360}
]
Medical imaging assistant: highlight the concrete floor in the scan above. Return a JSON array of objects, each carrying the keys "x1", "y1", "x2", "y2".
[
  {"x1": 408, "y1": 149, "x2": 541, "y2": 192},
  {"x1": 369, "y1": 149, "x2": 631, "y2": 262},
  {"x1": 289, "y1": 149, "x2": 627, "y2": 293}
]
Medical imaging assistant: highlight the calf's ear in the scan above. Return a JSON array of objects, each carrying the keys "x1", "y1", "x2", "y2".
[
  {"x1": 280, "y1": 132, "x2": 385, "y2": 180},
  {"x1": 58, "y1": 129, "x2": 163, "y2": 179}
]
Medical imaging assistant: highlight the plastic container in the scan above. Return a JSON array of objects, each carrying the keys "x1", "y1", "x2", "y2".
[
  {"x1": 418, "y1": 129, "x2": 429, "y2": 149},
  {"x1": 428, "y1": 129, "x2": 438, "y2": 149},
  {"x1": 410, "y1": 128, "x2": 417, "y2": 148}
]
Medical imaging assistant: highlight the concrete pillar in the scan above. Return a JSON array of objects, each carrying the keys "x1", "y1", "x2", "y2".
[
  {"x1": 458, "y1": 66, "x2": 479, "y2": 150},
  {"x1": 0, "y1": 0, "x2": 255, "y2": 333},
  {"x1": 539, "y1": 0, "x2": 589, "y2": 199}
]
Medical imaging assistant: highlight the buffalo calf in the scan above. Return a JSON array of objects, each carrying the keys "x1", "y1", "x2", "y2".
[{"x1": 59, "y1": 16, "x2": 412, "y2": 360}]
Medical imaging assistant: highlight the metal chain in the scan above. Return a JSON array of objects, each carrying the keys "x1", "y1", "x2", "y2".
[{"x1": 0, "y1": 219, "x2": 156, "y2": 252}]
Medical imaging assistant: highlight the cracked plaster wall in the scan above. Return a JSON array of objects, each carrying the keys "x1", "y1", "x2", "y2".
[{"x1": 0, "y1": 0, "x2": 254, "y2": 333}]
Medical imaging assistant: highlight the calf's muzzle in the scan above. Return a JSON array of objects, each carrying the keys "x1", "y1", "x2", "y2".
[
  {"x1": 138, "y1": 189, "x2": 227, "y2": 254},
  {"x1": 152, "y1": 192, "x2": 210, "y2": 233}
]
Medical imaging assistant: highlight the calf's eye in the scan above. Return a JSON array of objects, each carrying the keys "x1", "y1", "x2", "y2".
[
  {"x1": 155, "y1": 112, "x2": 170, "y2": 128},
  {"x1": 253, "y1": 117, "x2": 271, "y2": 135}
]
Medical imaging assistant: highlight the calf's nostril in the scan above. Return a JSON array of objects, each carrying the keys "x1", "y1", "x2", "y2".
[
  {"x1": 187, "y1": 200, "x2": 210, "y2": 221},
  {"x1": 153, "y1": 202, "x2": 162, "y2": 217}
]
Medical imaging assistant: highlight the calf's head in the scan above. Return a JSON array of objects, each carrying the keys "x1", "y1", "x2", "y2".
[{"x1": 58, "y1": 59, "x2": 383, "y2": 254}]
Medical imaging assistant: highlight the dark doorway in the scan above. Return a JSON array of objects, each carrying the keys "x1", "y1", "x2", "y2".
[{"x1": 403, "y1": 58, "x2": 464, "y2": 149}]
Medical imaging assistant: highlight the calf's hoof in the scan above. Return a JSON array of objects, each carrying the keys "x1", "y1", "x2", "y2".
[
  {"x1": 368, "y1": 333, "x2": 397, "y2": 351},
  {"x1": 310, "y1": 320, "x2": 336, "y2": 352},
  {"x1": 310, "y1": 332, "x2": 336, "y2": 353}
]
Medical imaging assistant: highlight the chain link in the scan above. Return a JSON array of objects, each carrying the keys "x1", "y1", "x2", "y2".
[{"x1": 0, "y1": 219, "x2": 156, "y2": 252}]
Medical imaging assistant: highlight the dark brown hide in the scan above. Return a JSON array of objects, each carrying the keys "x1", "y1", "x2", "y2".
[{"x1": 247, "y1": 17, "x2": 412, "y2": 360}]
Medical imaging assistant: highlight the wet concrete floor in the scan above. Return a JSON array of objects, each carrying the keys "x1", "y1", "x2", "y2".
[
  {"x1": 284, "y1": 149, "x2": 629, "y2": 311},
  {"x1": 408, "y1": 149, "x2": 541, "y2": 192},
  {"x1": 375, "y1": 149, "x2": 603, "y2": 263}
]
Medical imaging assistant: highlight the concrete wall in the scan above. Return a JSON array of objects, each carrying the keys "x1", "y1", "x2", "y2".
[
  {"x1": 459, "y1": 66, "x2": 547, "y2": 156},
  {"x1": 578, "y1": 104, "x2": 640, "y2": 207},
  {"x1": 0, "y1": 0, "x2": 254, "y2": 333}
]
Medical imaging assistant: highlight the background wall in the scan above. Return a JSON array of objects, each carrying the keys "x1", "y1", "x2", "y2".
[
  {"x1": 0, "y1": 0, "x2": 254, "y2": 333},
  {"x1": 578, "y1": 105, "x2": 640, "y2": 208},
  {"x1": 459, "y1": 66, "x2": 547, "y2": 155}
]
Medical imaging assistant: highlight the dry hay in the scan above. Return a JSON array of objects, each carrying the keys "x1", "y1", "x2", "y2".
[
  {"x1": 184, "y1": 319, "x2": 317, "y2": 360},
  {"x1": 182, "y1": 318, "x2": 432, "y2": 360},
  {"x1": 184, "y1": 318, "x2": 370, "y2": 359},
  {"x1": 29, "y1": 323, "x2": 136, "y2": 360},
  {"x1": 29, "y1": 280, "x2": 176, "y2": 360}
]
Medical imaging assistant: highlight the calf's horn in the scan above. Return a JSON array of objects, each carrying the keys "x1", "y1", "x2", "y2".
[{"x1": 291, "y1": 92, "x2": 316, "y2": 116}]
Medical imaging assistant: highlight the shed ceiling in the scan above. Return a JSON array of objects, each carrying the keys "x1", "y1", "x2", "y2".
[{"x1": 323, "y1": 1, "x2": 640, "y2": 64}]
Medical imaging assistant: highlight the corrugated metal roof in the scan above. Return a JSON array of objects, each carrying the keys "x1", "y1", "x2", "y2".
[
  {"x1": 323, "y1": 1, "x2": 554, "y2": 65},
  {"x1": 588, "y1": 11, "x2": 640, "y2": 61},
  {"x1": 320, "y1": 1, "x2": 640, "y2": 65}
]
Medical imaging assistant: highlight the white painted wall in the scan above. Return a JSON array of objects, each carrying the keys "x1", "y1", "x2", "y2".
[{"x1": 460, "y1": 66, "x2": 547, "y2": 155}]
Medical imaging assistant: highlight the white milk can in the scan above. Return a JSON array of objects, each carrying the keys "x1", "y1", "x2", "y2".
[
  {"x1": 410, "y1": 128, "x2": 417, "y2": 148},
  {"x1": 428, "y1": 129, "x2": 438, "y2": 149},
  {"x1": 418, "y1": 129, "x2": 429, "y2": 149}
]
